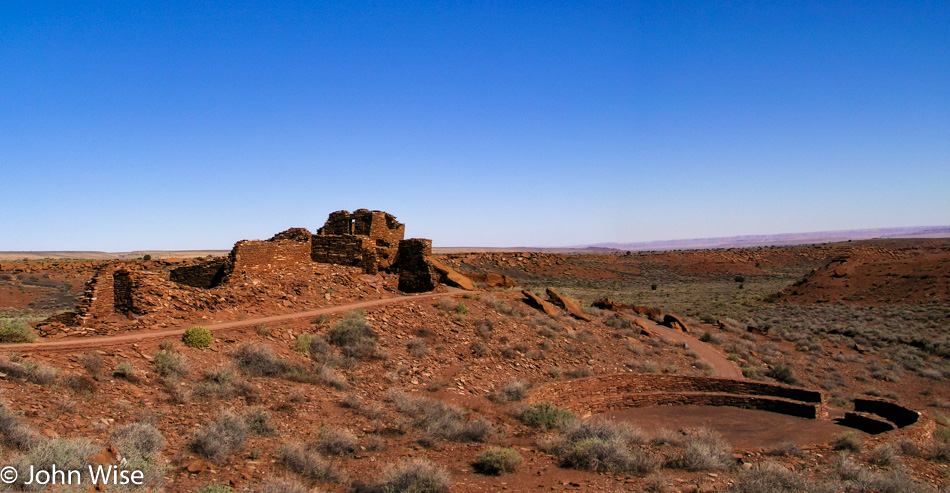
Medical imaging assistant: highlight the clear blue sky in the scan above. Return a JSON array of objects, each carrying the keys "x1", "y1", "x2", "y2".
[{"x1": 2, "y1": 1, "x2": 948, "y2": 250}]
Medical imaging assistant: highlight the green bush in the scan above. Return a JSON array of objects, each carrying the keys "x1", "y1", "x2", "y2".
[
  {"x1": 327, "y1": 310, "x2": 374, "y2": 347},
  {"x1": 516, "y1": 402, "x2": 575, "y2": 430},
  {"x1": 765, "y1": 362, "x2": 797, "y2": 384},
  {"x1": 153, "y1": 350, "x2": 190, "y2": 377},
  {"x1": 182, "y1": 326, "x2": 213, "y2": 348},
  {"x1": 473, "y1": 447, "x2": 524, "y2": 475},
  {"x1": 0, "y1": 319, "x2": 36, "y2": 343}
]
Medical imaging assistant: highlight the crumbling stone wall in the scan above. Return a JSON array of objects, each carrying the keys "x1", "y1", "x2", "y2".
[
  {"x1": 311, "y1": 235, "x2": 377, "y2": 272},
  {"x1": 315, "y1": 209, "x2": 405, "y2": 271},
  {"x1": 394, "y1": 239, "x2": 439, "y2": 293},
  {"x1": 169, "y1": 259, "x2": 227, "y2": 288},
  {"x1": 112, "y1": 270, "x2": 134, "y2": 315}
]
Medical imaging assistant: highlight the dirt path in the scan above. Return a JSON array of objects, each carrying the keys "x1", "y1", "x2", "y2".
[
  {"x1": 641, "y1": 318, "x2": 743, "y2": 379},
  {"x1": 1, "y1": 290, "x2": 463, "y2": 353}
]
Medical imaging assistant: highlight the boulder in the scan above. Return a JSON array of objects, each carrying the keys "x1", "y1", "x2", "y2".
[
  {"x1": 428, "y1": 258, "x2": 475, "y2": 291},
  {"x1": 661, "y1": 313, "x2": 689, "y2": 333},
  {"x1": 545, "y1": 287, "x2": 591, "y2": 321},
  {"x1": 522, "y1": 289, "x2": 559, "y2": 317}
]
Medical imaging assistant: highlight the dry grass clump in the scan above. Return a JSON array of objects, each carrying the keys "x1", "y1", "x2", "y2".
[
  {"x1": 111, "y1": 422, "x2": 164, "y2": 459},
  {"x1": 731, "y1": 461, "x2": 822, "y2": 493},
  {"x1": 245, "y1": 478, "x2": 311, "y2": 493},
  {"x1": 371, "y1": 459, "x2": 451, "y2": 493},
  {"x1": 832, "y1": 431, "x2": 862, "y2": 452},
  {"x1": 314, "y1": 426, "x2": 357, "y2": 456},
  {"x1": 765, "y1": 440, "x2": 804, "y2": 458},
  {"x1": 473, "y1": 447, "x2": 524, "y2": 475},
  {"x1": 233, "y1": 343, "x2": 288, "y2": 377},
  {"x1": 192, "y1": 411, "x2": 248, "y2": 463},
  {"x1": 491, "y1": 379, "x2": 531, "y2": 402},
  {"x1": 387, "y1": 390, "x2": 494, "y2": 445},
  {"x1": 276, "y1": 443, "x2": 346, "y2": 482},
  {"x1": 243, "y1": 407, "x2": 275, "y2": 436},
  {"x1": 665, "y1": 428, "x2": 734, "y2": 471},
  {"x1": 407, "y1": 338, "x2": 428, "y2": 358},
  {"x1": 0, "y1": 401, "x2": 43, "y2": 451},
  {"x1": 0, "y1": 354, "x2": 59, "y2": 385},
  {"x1": 62, "y1": 373, "x2": 97, "y2": 394},
  {"x1": 195, "y1": 366, "x2": 258, "y2": 400},
  {"x1": 9, "y1": 438, "x2": 100, "y2": 491},
  {"x1": 547, "y1": 418, "x2": 654, "y2": 473}
]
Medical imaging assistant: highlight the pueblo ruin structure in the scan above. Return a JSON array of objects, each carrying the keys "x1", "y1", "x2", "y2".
[{"x1": 47, "y1": 209, "x2": 472, "y2": 333}]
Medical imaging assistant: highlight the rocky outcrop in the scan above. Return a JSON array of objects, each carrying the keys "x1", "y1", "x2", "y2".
[
  {"x1": 428, "y1": 258, "x2": 475, "y2": 291},
  {"x1": 522, "y1": 289, "x2": 559, "y2": 316},
  {"x1": 465, "y1": 273, "x2": 518, "y2": 288},
  {"x1": 545, "y1": 287, "x2": 591, "y2": 321},
  {"x1": 662, "y1": 313, "x2": 689, "y2": 333}
]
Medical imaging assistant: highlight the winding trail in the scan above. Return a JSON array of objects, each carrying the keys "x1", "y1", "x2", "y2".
[
  {"x1": 0, "y1": 290, "x2": 463, "y2": 353},
  {"x1": 640, "y1": 317, "x2": 743, "y2": 378}
]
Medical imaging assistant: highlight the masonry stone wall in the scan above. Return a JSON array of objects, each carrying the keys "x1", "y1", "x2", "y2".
[
  {"x1": 854, "y1": 398, "x2": 919, "y2": 428},
  {"x1": 395, "y1": 238, "x2": 439, "y2": 292},
  {"x1": 169, "y1": 259, "x2": 227, "y2": 288},
  {"x1": 225, "y1": 239, "x2": 313, "y2": 280}
]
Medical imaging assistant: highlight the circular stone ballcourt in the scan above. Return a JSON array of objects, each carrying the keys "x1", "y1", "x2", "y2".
[{"x1": 600, "y1": 405, "x2": 860, "y2": 449}]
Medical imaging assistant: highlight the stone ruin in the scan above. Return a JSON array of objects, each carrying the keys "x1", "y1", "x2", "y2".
[{"x1": 50, "y1": 209, "x2": 475, "y2": 331}]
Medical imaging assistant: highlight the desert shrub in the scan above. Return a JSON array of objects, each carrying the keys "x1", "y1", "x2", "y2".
[
  {"x1": 182, "y1": 326, "x2": 213, "y2": 348},
  {"x1": 473, "y1": 447, "x2": 524, "y2": 475},
  {"x1": 388, "y1": 390, "x2": 494, "y2": 444},
  {"x1": 475, "y1": 320, "x2": 493, "y2": 338},
  {"x1": 832, "y1": 431, "x2": 862, "y2": 452},
  {"x1": 22, "y1": 360, "x2": 59, "y2": 385},
  {"x1": 868, "y1": 443, "x2": 902, "y2": 468},
  {"x1": 551, "y1": 419, "x2": 653, "y2": 473},
  {"x1": 194, "y1": 486, "x2": 234, "y2": 493},
  {"x1": 192, "y1": 411, "x2": 248, "y2": 463},
  {"x1": 765, "y1": 362, "x2": 797, "y2": 384},
  {"x1": 407, "y1": 338, "x2": 428, "y2": 358},
  {"x1": 0, "y1": 318, "x2": 36, "y2": 343},
  {"x1": 315, "y1": 364, "x2": 349, "y2": 390},
  {"x1": 111, "y1": 422, "x2": 164, "y2": 459},
  {"x1": 516, "y1": 402, "x2": 575, "y2": 430},
  {"x1": 159, "y1": 339, "x2": 175, "y2": 351},
  {"x1": 327, "y1": 310, "x2": 374, "y2": 347},
  {"x1": 315, "y1": 426, "x2": 357, "y2": 456},
  {"x1": 243, "y1": 407, "x2": 275, "y2": 436},
  {"x1": 233, "y1": 343, "x2": 286, "y2": 377},
  {"x1": 667, "y1": 428, "x2": 734, "y2": 471},
  {"x1": 62, "y1": 374, "x2": 97, "y2": 394},
  {"x1": 565, "y1": 367, "x2": 592, "y2": 379},
  {"x1": 154, "y1": 349, "x2": 190, "y2": 378},
  {"x1": 245, "y1": 478, "x2": 311, "y2": 493},
  {"x1": 0, "y1": 401, "x2": 43, "y2": 451},
  {"x1": 10, "y1": 438, "x2": 99, "y2": 491},
  {"x1": 455, "y1": 302, "x2": 469, "y2": 314},
  {"x1": 731, "y1": 461, "x2": 811, "y2": 493},
  {"x1": 470, "y1": 342, "x2": 489, "y2": 356},
  {"x1": 493, "y1": 379, "x2": 531, "y2": 402},
  {"x1": 195, "y1": 366, "x2": 257, "y2": 400},
  {"x1": 79, "y1": 352, "x2": 104, "y2": 375},
  {"x1": 277, "y1": 443, "x2": 344, "y2": 482},
  {"x1": 114, "y1": 361, "x2": 136, "y2": 380},
  {"x1": 379, "y1": 459, "x2": 450, "y2": 493},
  {"x1": 292, "y1": 333, "x2": 313, "y2": 355},
  {"x1": 765, "y1": 440, "x2": 803, "y2": 457}
]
